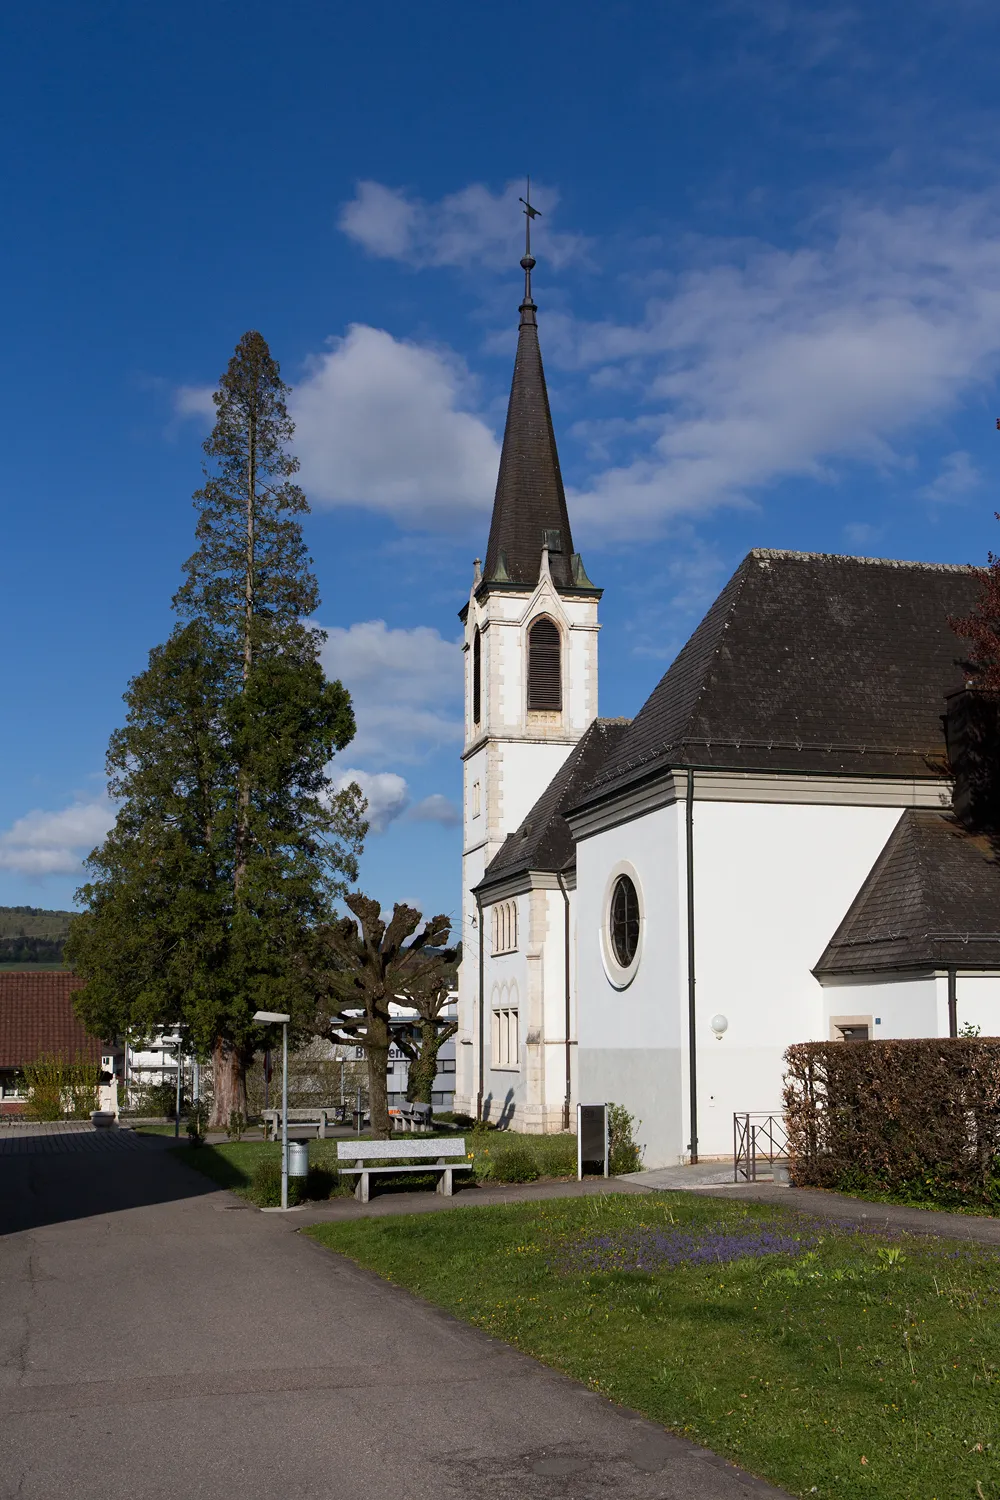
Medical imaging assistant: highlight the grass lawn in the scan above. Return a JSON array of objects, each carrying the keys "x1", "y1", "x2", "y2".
[
  {"x1": 171, "y1": 1128, "x2": 583, "y2": 1201},
  {"x1": 305, "y1": 1192, "x2": 1000, "y2": 1500}
]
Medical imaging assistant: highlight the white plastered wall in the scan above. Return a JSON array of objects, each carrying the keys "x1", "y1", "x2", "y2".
[
  {"x1": 819, "y1": 973, "x2": 1000, "y2": 1040},
  {"x1": 576, "y1": 796, "x2": 906, "y2": 1166},
  {"x1": 690, "y1": 800, "x2": 903, "y2": 1156},
  {"x1": 576, "y1": 803, "x2": 686, "y2": 1168}
]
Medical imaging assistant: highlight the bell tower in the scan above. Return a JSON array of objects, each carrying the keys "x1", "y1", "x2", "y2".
[{"x1": 453, "y1": 201, "x2": 602, "y2": 1117}]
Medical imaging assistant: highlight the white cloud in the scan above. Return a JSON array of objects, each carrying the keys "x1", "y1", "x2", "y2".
[
  {"x1": 919, "y1": 449, "x2": 982, "y2": 503},
  {"x1": 408, "y1": 794, "x2": 460, "y2": 827},
  {"x1": 329, "y1": 767, "x2": 409, "y2": 834},
  {"x1": 174, "y1": 385, "x2": 216, "y2": 419},
  {"x1": 318, "y1": 619, "x2": 463, "y2": 765},
  {"x1": 291, "y1": 325, "x2": 499, "y2": 528},
  {"x1": 0, "y1": 796, "x2": 114, "y2": 878},
  {"x1": 339, "y1": 179, "x2": 587, "y2": 271},
  {"x1": 559, "y1": 196, "x2": 1000, "y2": 533}
]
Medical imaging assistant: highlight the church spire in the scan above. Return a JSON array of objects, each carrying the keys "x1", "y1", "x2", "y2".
[{"x1": 482, "y1": 184, "x2": 583, "y2": 594}]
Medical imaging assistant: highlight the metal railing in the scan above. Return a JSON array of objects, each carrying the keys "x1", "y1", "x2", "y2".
[{"x1": 733, "y1": 1112, "x2": 789, "y2": 1182}]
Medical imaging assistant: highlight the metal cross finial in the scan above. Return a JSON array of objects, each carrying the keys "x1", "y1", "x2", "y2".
[{"x1": 519, "y1": 176, "x2": 540, "y2": 303}]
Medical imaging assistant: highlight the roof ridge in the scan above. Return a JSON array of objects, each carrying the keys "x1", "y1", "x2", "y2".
[{"x1": 750, "y1": 547, "x2": 976, "y2": 574}]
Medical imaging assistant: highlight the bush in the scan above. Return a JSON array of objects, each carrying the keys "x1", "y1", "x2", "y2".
[
  {"x1": 608, "y1": 1102, "x2": 643, "y2": 1175},
  {"x1": 488, "y1": 1143, "x2": 540, "y2": 1183},
  {"x1": 23, "y1": 1055, "x2": 100, "y2": 1121},
  {"x1": 784, "y1": 1038, "x2": 1000, "y2": 1208},
  {"x1": 248, "y1": 1157, "x2": 307, "y2": 1207}
]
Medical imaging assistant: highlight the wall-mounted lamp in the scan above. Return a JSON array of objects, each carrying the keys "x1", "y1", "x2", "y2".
[{"x1": 710, "y1": 1014, "x2": 729, "y2": 1040}]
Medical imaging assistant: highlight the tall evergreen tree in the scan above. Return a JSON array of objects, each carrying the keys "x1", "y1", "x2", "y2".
[{"x1": 69, "y1": 334, "x2": 366, "y2": 1123}]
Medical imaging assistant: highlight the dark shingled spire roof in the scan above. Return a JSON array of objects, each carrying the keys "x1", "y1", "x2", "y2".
[
  {"x1": 815, "y1": 809, "x2": 1000, "y2": 975},
  {"x1": 482, "y1": 288, "x2": 585, "y2": 594}
]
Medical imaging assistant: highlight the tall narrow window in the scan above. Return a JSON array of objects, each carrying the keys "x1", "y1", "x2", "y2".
[
  {"x1": 527, "y1": 617, "x2": 561, "y2": 711},
  {"x1": 472, "y1": 628, "x2": 481, "y2": 725}
]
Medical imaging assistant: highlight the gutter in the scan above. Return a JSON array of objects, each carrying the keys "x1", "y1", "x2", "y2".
[
  {"x1": 686, "y1": 768, "x2": 698, "y2": 1165},
  {"x1": 557, "y1": 872, "x2": 572, "y2": 1131},
  {"x1": 476, "y1": 891, "x2": 485, "y2": 1121}
]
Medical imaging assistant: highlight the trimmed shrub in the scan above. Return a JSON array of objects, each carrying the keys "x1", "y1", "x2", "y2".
[
  {"x1": 489, "y1": 1143, "x2": 540, "y2": 1183},
  {"x1": 784, "y1": 1039, "x2": 1000, "y2": 1208}
]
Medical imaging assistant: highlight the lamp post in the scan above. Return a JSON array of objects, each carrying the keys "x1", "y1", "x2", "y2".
[{"x1": 253, "y1": 1011, "x2": 290, "y2": 1210}]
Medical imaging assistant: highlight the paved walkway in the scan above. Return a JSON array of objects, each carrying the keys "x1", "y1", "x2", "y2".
[{"x1": 0, "y1": 1127, "x2": 787, "y2": 1500}]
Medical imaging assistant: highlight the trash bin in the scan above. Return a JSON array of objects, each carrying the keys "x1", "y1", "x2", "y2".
[{"x1": 288, "y1": 1141, "x2": 309, "y2": 1178}]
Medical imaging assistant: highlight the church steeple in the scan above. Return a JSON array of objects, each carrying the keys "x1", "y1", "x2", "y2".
[{"x1": 482, "y1": 192, "x2": 593, "y2": 595}]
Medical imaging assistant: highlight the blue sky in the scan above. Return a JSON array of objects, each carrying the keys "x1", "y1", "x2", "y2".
[{"x1": 4, "y1": 0, "x2": 1000, "y2": 923}]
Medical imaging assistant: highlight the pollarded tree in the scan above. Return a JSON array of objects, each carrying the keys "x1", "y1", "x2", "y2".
[
  {"x1": 394, "y1": 939, "x2": 460, "y2": 1107},
  {"x1": 319, "y1": 896, "x2": 457, "y2": 1137},
  {"x1": 69, "y1": 333, "x2": 367, "y2": 1123}
]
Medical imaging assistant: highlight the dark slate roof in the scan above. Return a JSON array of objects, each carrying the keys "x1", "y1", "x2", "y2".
[
  {"x1": 476, "y1": 719, "x2": 632, "y2": 892},
  {"x1": 482, "y1": 295, "x2": 582, "y2": 594},
  {"x1": 0, "y1": 972, "x2": 103, "y2": 1068},
  {"x1": 815, "y1": 809, "x2": 1000, "y2": 975},
  {"x1": 573, "y1": 550, "x2": 980, "y2": 808}
]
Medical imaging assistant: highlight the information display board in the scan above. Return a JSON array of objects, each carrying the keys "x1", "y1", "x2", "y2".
[{"x1": 577, "y1": 1102, "x2": 609, "y2": 1180}]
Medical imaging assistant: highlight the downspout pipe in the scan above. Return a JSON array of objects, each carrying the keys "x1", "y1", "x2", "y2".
[
  {"x1": 686, "y1": 768, "x2": 699, "y2": 1165},
  {"x1": 557, "y1": 872, "x2": 572, "y2": 1131},
  {"x1": 947, "y1": 967, "x2": 958, "y2": 1038},
  {"x1": 476, "y1": 892, "x2": 485, "y2": 1121}
]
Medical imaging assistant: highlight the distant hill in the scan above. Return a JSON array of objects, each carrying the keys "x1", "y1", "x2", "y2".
[{"x1": 0, "y1": 906, "x2": 75, "y2": 967}]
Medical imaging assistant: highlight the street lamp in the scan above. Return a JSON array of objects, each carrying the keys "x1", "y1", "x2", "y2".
[{"x1": 253, "y1": 1010, "x2": 290, "y2": 1210}]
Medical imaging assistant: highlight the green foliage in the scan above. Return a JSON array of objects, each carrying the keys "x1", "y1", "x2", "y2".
[
  {"x1": 186, "y1": 1099, "x2": 209, "y2": 1145},
  {"x1": 226, "y1": 1110, "x2": 247, "y2": 1141},
  {"x1": 607, "y1": 1101, "x2": 643, "y2": 1175},
  {"x1": 0, "y1": 906, "x2": 74, "y2": 940},
  {"x1": 785, "y1": 1038, "x2": 1000, "y2": 1207},
  {"x1": 309, "y1": 1195, "x2": 1000, "y2": 1500},
  {"x1": 466, "y1": 1127, "x2": 577, "y2": 1182},
  {"x1": 67, "y1": 331, "x2": 367, "y2": 1123},
  {"x1": 249, "y1": 1157, "x2": 286, "y2": 1206},
  {"x1": 0, "y1": 935, "x2": 66, "y2": 965},
  {"x1": 23, "y1": 1054, "x2": 100, "y2": 1121},
  {"x1": 488, "y1": 1143, "x2": 540, "y2": 1183}
]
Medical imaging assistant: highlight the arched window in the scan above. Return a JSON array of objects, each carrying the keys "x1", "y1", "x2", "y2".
[
  {"x1": 472, "y1": 628, "x2": 482, "y2": 725},
  {"x1": 610, "y1": 875, "x2": 640, "y2": 967},
  {"x1": 491, "y1": 900, "x2": 518, "y2": 955},
  {"x1": 527, "y1": 616, "x2": 561, "y2": 711}
]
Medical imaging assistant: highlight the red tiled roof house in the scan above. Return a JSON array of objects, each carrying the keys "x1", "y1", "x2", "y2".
[{"x1": 0, "y1": 973, "x2": 104, "y2": 1112}]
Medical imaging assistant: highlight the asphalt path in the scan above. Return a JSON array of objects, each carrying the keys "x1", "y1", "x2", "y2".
[{"x1": 0, "y1": 1129, "x2": 789, "y2": 1500}]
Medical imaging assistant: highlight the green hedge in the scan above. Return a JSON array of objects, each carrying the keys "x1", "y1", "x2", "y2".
[{"x1": 784, "y1": 1038, "x2": 1000, "y2": 1209}]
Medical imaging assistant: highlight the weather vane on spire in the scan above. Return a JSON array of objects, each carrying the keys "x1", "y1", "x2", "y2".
[{"x1": 519, "y1": 176, "x2": 540, "y2": 303}]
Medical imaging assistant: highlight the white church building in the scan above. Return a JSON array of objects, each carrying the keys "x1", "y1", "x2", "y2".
[{"x1": 453, "y1": 251, "x2": 1000, "y2": 1168}]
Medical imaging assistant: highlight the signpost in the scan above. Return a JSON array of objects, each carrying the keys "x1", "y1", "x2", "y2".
[{"x1": 577, "y1": 1103, "x2": 609, "y2": 1180}]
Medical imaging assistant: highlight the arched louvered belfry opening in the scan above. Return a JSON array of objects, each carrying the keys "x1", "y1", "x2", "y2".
[
  {"x1": 472, "y1": 628, "x2": 482, "y2": 725},
  {"x1": 527, "y1": 616, "x2": 562, "y2": 711}
]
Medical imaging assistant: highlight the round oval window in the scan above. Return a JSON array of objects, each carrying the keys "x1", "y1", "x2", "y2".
[{"x1": 610, "y1": 874, "x2": 640, "y2": 967}]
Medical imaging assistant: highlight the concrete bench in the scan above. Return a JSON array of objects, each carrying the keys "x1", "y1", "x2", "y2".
[
  {"x1": 336, "y1": 1137, "x2": 471, "y2": 1203},
  {"x1": 262, "y1": 1107, "x2": 346, "y2": 1140},
  {"x1": 389, "y1": 1102, "x2": 433, "y2": 1133}
]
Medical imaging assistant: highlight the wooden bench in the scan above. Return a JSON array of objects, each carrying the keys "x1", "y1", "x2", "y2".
[
  {"x1": 262, "y1": 1107, "x2": 346, "y2": 1141},
  {"x1": 336, "y1": 1137, "x2": 471, "y2": 1203}
]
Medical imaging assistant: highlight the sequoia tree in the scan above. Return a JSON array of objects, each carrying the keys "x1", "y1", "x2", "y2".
[{"x1": 69, "y1": 333, "x2": 366, "y2": 1123}]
